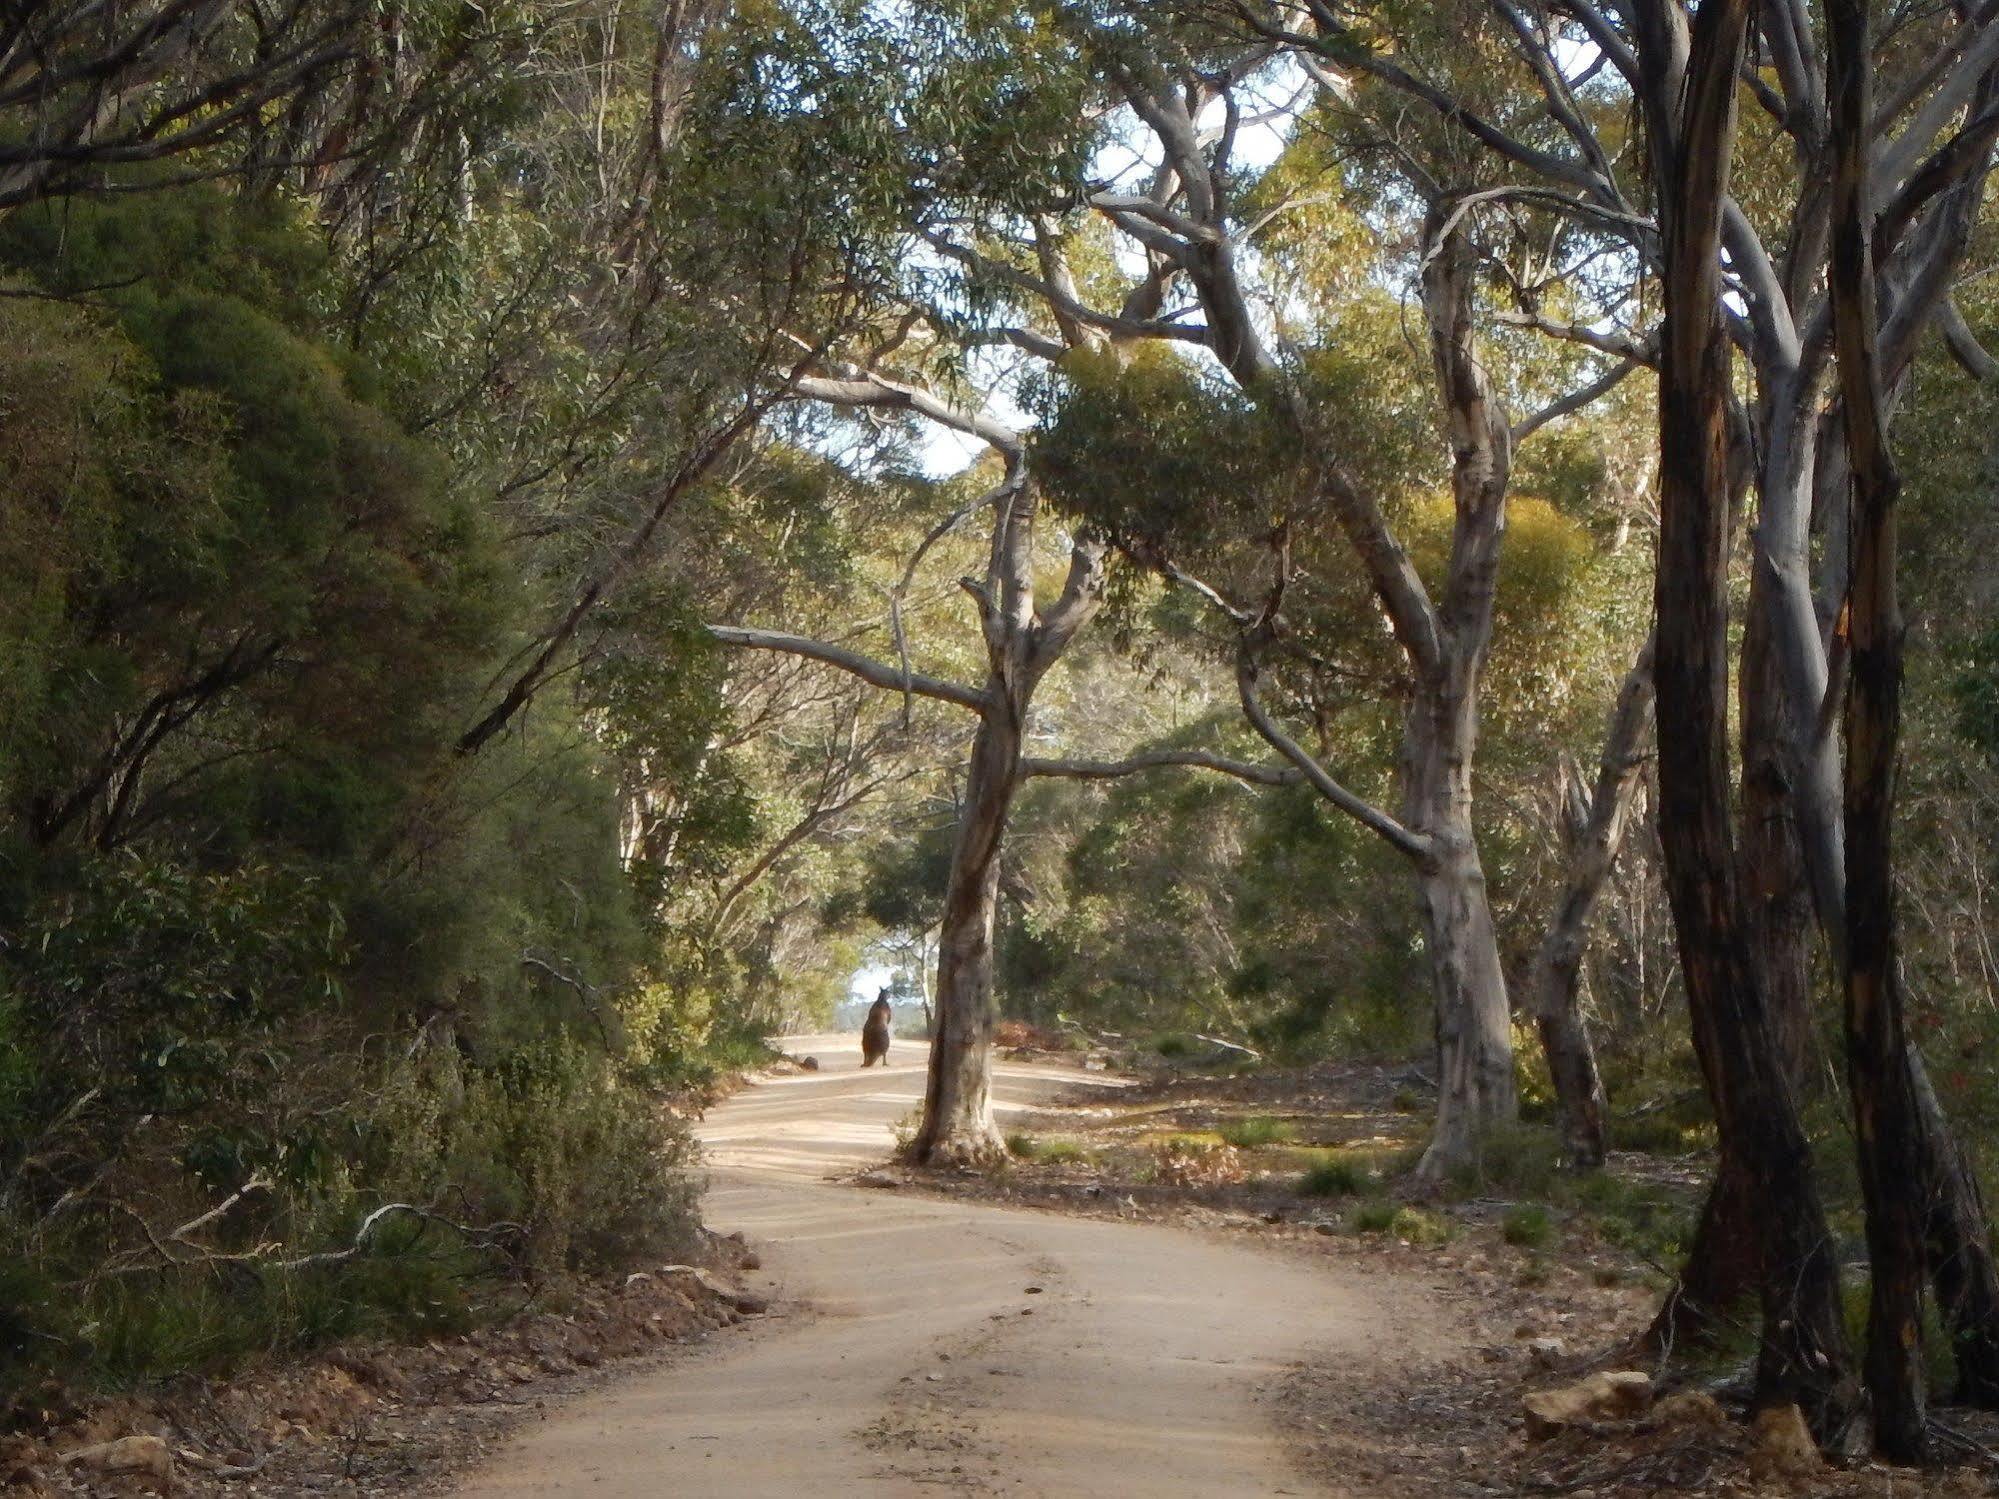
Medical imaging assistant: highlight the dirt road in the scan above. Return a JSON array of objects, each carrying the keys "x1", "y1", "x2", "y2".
[{"x1": 451, "y1": 1037, "x2": 1447, "y2": 1497}]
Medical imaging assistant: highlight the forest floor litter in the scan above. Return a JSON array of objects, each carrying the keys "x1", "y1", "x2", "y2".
[
  {"x1": 1, "y1": 1233, "x2": 766, "y2": 1497},
  {"x1": 892, "y1": 1039, "x2": 1999, "y2": 1497}
]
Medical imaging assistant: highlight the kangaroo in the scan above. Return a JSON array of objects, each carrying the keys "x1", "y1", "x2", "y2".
[{"x1": 861, "y1": 990, "x2": 893, "y2": 1067}]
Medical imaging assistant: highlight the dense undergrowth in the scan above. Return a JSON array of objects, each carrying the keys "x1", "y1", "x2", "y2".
[{"x1": 0, "y1": 177, "x2": 801, "y2": 1407}]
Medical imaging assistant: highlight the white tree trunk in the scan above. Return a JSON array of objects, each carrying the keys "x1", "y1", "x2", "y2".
[
  {"x1": 1407, "y1": 707, "x2": 1517, "y2": 1180},
  {"x1": 912, "y1": 700, "x2": 1021, "y2": 1164},
  {"x1": 912, "y1": 484, "x2": 1106, "y2": 1164}
]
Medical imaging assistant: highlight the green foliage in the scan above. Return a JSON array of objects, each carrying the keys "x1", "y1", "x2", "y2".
[
  {"x1": 1033, "y1": 344, "x2": 1295, "y2": 556},
  {"x1": 1349, "y1": 1199, "x2": 1399, "y2": 1233},
  {"x1": 1571, "y1": 1173, "x2": 1693, "y2": 1267},
  {"x1": 1349, "y1": 1203, "x2": 1455, "y2": 1245},
  {"x1": 374, "y1": 1036, "x2": 698, "y2": 1274},
  {"x1": 1219, "y1": 1116, "x2": 1296, "y2": 1148},
  {"x1": 0, "y1": 854, "x2": 345, "y2": 1193},
  {"x1": 998, "y1": 757, "x2": 1426, "y2": 1058},
  {"x1": 1501, "y1": 1204, "x2": 1555, "y2": 1249},
  {"x1": 1006, "y1": 1133, "x2": 1088, "y2": 1165},
  {"x1": 1298, "y1": 1153, "x2": 1373, "y2": 1198},
  {"x1": 0, "y1": 173, "x2": 748, "y2": 1400},
  {"x1": 1442, "y1": 1124, "x2": 1568, "y2": 1201}
]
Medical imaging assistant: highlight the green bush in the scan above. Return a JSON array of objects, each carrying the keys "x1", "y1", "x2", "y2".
[
  {"x1": 1502, "y1": 1203, "x2": 1555, "y2": 1249},
  {"x1": 1350, "y1": 1204, "x2": 1455, "y2": 1246},
  {"x1": 1573, "y1": 1172, "x2": 1693, "y2": 1266},
  {"x1": 1007, "y1": 1134, "x2": 1087, "y2": 1165},
  {"x1": 1299, "y1": 1152, "x2": 1371, "y2": 1197},
  {"x1": 1219, "y1": 1116, "x2": 1296, "y2": 1148},
  {"x1": 1348, "y1": 1200, "x2": 1396, "y2": 1233},
  {"x1": 1443, "y1": 1124, "x2": 1567, "y2": 1201},
  {"x1": 373, "y1": 1035, "x2": 698, "y2": 1275}
]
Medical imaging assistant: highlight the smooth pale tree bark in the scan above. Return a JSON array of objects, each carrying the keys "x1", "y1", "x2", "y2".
[
  {"x1": 1246, "y1": 0, "x2": 1999, "y2": 1413},
  {"x1": 1528, "y1": 636, "x2": 1654, "y2": 1170},
  {"x1": 925, "y1": 51, "x2": 1663, "y2": 1180},
  {"x1": 1214, "y1": 213, "x2": 1524, "y2": 1180},
  {"x1": 1395, "y1": 219, "x2": 1520, "y2": 1173},
  {"x1": 1641, "y1": 0, "x2": 1856, "y2": 1439},
  {"x1": 915, "y1": 481, "x2": 1108, "y2": 1163},
  {"x1": 1829, "y1": 0, "x2": 1930, "y2": 1454}
]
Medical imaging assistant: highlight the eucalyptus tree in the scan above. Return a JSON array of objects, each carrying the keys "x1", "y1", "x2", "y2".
[
  {"x1": 1637, "y1": 0, "x2": 1853, "y2": 1434},
  {"x1": 0, "y1": 0, "x2": 393, "y2": 212},
  {"x1": 1209, "y1": 0, "x2": 1999, "y2": 1443},
  {"x1": 1827, "y1": 0, "x2": 1930, "y2": 1452},
  {"x1": 711, "y1": 364, "x2": 1300, "y2": 1160},
  {"x1": 932, "y1": 16, "x2": 1657, "y2": 1177}
]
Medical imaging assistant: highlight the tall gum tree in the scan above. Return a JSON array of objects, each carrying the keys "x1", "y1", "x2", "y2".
[
  {"x1": 711, "y1": 359, "x2": 1302, "y2": 1162},
  {"x1": 951, "y1": 33, "x2": 1654, "y2": 1178},
  {"x1": 1639, "y1": 0, "x2": 1856, "y2": 1435},
  {"x1": 1216, "y1": 0, "x2": 1999, "y2": 1428}
]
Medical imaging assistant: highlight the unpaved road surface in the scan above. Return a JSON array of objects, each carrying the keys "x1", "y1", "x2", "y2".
[{"x1": 452, "y1": 1037, "x2": 1448, "y2": 1497}]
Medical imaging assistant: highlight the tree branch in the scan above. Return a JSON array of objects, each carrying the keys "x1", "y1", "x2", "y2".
[
  {"x1": 1020, "y1": 748, "x2": 1304, "y2": 787},
  {"x1": 706, "y1": 625, "x2": 985, "y2": 711},
  {"x1": 1237, "y1": 649, "x2": 1433, "y2": 863}
]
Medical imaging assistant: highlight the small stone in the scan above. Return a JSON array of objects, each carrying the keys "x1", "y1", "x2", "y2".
[
  {"x1": 799, "y1": 1056, "x2": 820, "y2": 1071},
  {"x1": 1023, "y1": 1286, "x2": 1043, "y2": 1295}
]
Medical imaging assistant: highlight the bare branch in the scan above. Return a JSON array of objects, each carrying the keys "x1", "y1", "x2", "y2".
[
  {"x1": 1021, "y1": 748, "x2": 1303, "y2": 787},
  {"x1": 795, "y1": 371, "x2": 1023, "y2": 461},
  {"x1": 1237, "y1": 650, "x2": 1433, "y2": 863},
  {"x1": 707, "y1": 625, "x2": 985, "y2": 712},
  {"x1": 1513, "y1": 355, "x2": 1649, "y2": 443},
  {"x1": 1941, "y1": 297, "x2": 1999, "y2": 381}
]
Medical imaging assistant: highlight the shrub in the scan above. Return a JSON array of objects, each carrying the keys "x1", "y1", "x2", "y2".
[
  {"x1": 1573, "y1": 1172, "x2": 1694, "y2": 1265},
  {"x1": 1007, "y1": 1133, "x2": 1087, "y2": 1165},
  {"x1": 1444, "y1": 1124, "x2": 1566, "y2": 1201},
  {"x1": 1608, "y1": 1111, "x2": 1701, "y2": 1154},
  {"x1": 1350, "y1": 1200, "x2": 1399, "y2": 1233},
  {"x1": 1348, "y1": 1202, "x2": 1455, "y2": 1245},
  {"x1": 1219, "y1": 1116, "x2": 1296, "y2": 1148},
  {"x1": 1502, "y1": 1203, "x2": 1555, "y2": 1249},
  {"x1": 375, "y1": 1036, "x2": 699, "y2": 1275},
  {"x1": 1299, "y1": 1152, "x2": 1371, "y2": 1197}
]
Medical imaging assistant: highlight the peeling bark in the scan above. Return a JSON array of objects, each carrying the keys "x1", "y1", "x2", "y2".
[
  {"x1": 1829, "y1": 0, "x2": 1930, "y2": 1450},
  {"x1": 1641, "y1": 0, "x2": 1856, "y2": 1438}
]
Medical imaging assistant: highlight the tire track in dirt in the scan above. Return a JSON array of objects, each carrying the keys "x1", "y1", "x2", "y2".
[{"x1": 450, "y1": 1037, "x2": 1451, "y2": 1497}]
